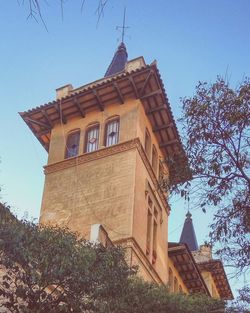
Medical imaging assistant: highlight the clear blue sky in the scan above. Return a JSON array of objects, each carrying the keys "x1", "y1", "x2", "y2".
[{"x1": 0, "y1": 0, "x2": 249, "y2": 297}]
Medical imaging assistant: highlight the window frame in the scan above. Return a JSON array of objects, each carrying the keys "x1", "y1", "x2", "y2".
[
  {"x1": 84, "y1": 123, "x2": 100, "y2": 153},
  {"x1": 64, "y1": 129, "x2": 80, "y2": 159},
  {"x1": 104, "y1": 117, "x2": 120, "y2": 147},
  {"x1": 145, "y1": 192, "x2": 159, "y2": 265}
]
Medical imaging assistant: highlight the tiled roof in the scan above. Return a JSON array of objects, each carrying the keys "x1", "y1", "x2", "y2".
[
  {"x1": 19, "y1": 59, "x2": 191, "y2": 185},
  {"x1": 168, "y1": 242, "x2": 210, "y2": 295}
]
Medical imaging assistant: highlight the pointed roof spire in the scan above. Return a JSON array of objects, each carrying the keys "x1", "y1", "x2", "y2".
[
  {"x1": 104, "y1": 7, "x2": 129, "y2": 77},
  {"x1": 104, "y1": 42, "x2": 128, "y2": 77},
  {"x1": 179, "y1": 211, "x2": 199, "y2": 251}
]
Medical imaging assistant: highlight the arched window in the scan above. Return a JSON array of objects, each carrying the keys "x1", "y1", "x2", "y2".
[
  {"x1": 65, "y1": 130, "x2": 80, "y2": 159},
  {"x1": 105, "y1": 118, "x2": 120, "y2": 147},
  {"x1": 85, "y1": 124, "x2": 100, "y2": 153},
  {"x1": 145, "y1": 129, "x2": 151, "y2": 160}
]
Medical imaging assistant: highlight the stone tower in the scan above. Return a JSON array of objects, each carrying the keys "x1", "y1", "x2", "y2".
[{"x1": 20, "y1": 43, "x2": 190, "y2": 284}]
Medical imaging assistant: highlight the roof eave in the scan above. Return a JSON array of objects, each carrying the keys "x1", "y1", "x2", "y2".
[{"x1": 20, "y1": 63, "x2": 190, "y2": 184}]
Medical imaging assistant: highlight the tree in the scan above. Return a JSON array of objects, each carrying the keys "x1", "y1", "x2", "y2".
[
  {"x1": 0, "y1": 203, "x2": 134, "y2": 313},
  {"x1": 21, "y1": 0, "x2": 109, "y2": 29},
  {"x1": 107, "y1": 278, "x2": 224, "y2": 313},
  {"x1": 226, "y1": 285, "x2": 250, "y2": 313},
  {"x1": 0, "y1": 202, "x2": 224, "y2": 313},
  {"x1": 172, "y1": 77, "x2": 250, "y2": 275}
]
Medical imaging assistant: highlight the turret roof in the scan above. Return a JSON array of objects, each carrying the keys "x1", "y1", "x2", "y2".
[
  {"x1": 105, "y1": 42, "x2": 128, "y2": 77},
  {"x1": 179, "y1": 212, "x2": 199, "y2": 251}
]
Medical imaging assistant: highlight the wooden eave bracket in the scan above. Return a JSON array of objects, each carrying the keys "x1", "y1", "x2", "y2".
[
  {"x1": 93, "y1": 90, "x2": 104, "y2": 111},
  {"x1": 37, "y1": 129, "x2": 51, "y2": 136},
  {"x1": 146, "y1": 104, "x2": 167, "y2": 115},
  {"x1": 153, "y1": 123, "x2": 174, "y2": 132},
  {"x1": 128, "y1": 76, "x2": 139, "y2": 98},
  {"x1": 160, "y1": 139, "x2": 179, "y2": 148},
  {"x1": 54, "y1": 102, "x2": 67, "y2": 124},
  {"x1": 74, "y1": 96, "x2": 85, "y2": 118},
  {"x1": 140, "y1": 89, "x2": 162, "y2": 100},
  {"x1": 113, "y1": 82, "x2": 124, "y2": 104},
  {"x1": 24, "y1": 117, "x2": 51, "y2": 130},
  {"x1": 139, "y1": 70, "x2": 154, "y2": 97},
  {"x1": 41, "y1": 109, "x2": 53, "y2": 128}
]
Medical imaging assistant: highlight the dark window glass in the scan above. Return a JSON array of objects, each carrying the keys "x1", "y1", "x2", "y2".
[
  {"x1": 85, "y1": 124, "x2": 100, "y2": 153},
  {"x1": 65, "y1": 130, "x2": 80, "y2": 159},
  {"x1": 105, "y1": 119, "x2": 119, "y2": 147}
]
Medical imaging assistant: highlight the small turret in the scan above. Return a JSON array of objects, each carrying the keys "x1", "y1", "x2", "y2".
[
  {"x1": 104, "y1": 42, "x2": 128, "y2": 77},
  {"x1": 179, "y1": 211, "x2": 199, "y2": 251}
]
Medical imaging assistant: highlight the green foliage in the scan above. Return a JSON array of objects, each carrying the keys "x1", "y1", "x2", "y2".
[
  {"x1": 173, "y1": 77, "x2": 250, "y2": 275},
  {"x1": 104, "y1": 278, "x2": 224, "y2": 313},
  {"x1": 0, "y1": 203, "x2": 134, "y2": 313},
  {"x1": 0, "y1": 203, "x2": 224, "y2": 313},
  {"x1": 226, "y1": 285, "x2": 250, "y2": 313}
]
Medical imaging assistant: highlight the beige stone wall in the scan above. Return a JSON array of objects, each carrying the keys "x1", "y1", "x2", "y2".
[
  {"x1": 40, "y1": 148, "x2": 136, "y2": 241},
  {"x1": 115, "y1": 238, "x2": 164, "y2": 284},
  {"x1": 201, "y1": 271, "x2": 220, "y2": 298},
  {"x1": 131, "y1": 101, "x2": 170, "y2": 284},
  {"x1": 47, "y1": 100, "x2": 140, "y2": 165},
  {"x1": 168, "y1": 259, "x2": 189, "y2": 294},
  {"x1": 136, "y1": 101, "x2": 168, "y2": 176},
  {"x1": 192, "y1": 245, "x2": 220, "y2": 298},
  {"x1": 133, "y1": 150, "x2": 169, "y2": 284},
  {"x1": 40, "y1": 97, "x2": 171, "y2": 285}
]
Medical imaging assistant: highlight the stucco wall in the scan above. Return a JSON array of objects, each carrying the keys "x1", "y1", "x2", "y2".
[
  {"x1": 40, "y1": 148, "x2": 136, "y2": 242},
  {"x1": 40, "y1": 97, "x2": 172, "y2": 285},
  {"x1": 47, "y1": 100, "x2": 140, "y2": 165},
  {"x1": 201, "y1": 271, "x2": 220, "y2": 298},
  {"x1": 168, "y1": 258, "x2": 189, "y2": 294}
]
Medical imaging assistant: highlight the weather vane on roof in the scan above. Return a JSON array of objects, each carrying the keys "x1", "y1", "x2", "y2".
[
  {"x1": 186, "y1": 186, "x2": 191, "y2": 216},
  {"x1": 116, "y1": 7, "x2": 129, "y2": 43}
]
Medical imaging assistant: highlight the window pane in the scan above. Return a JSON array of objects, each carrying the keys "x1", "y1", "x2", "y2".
[
  {"x1": 85, "y1": 125, "x2": 99, "y2": 153},
  {"x1": 65, "y1": 131, "x2": 80, "y2": 159},
  {"x1": 105, "y1": 119, "x2": 119, "y2": 147}
]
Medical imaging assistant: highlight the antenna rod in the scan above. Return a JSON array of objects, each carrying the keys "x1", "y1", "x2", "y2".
[
  {"x1": 116, "y1": 7, "x2": 129, "y2": 43},
  {"x1": 122, "y1": 7, "x2": 126, "y2": 43}
]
